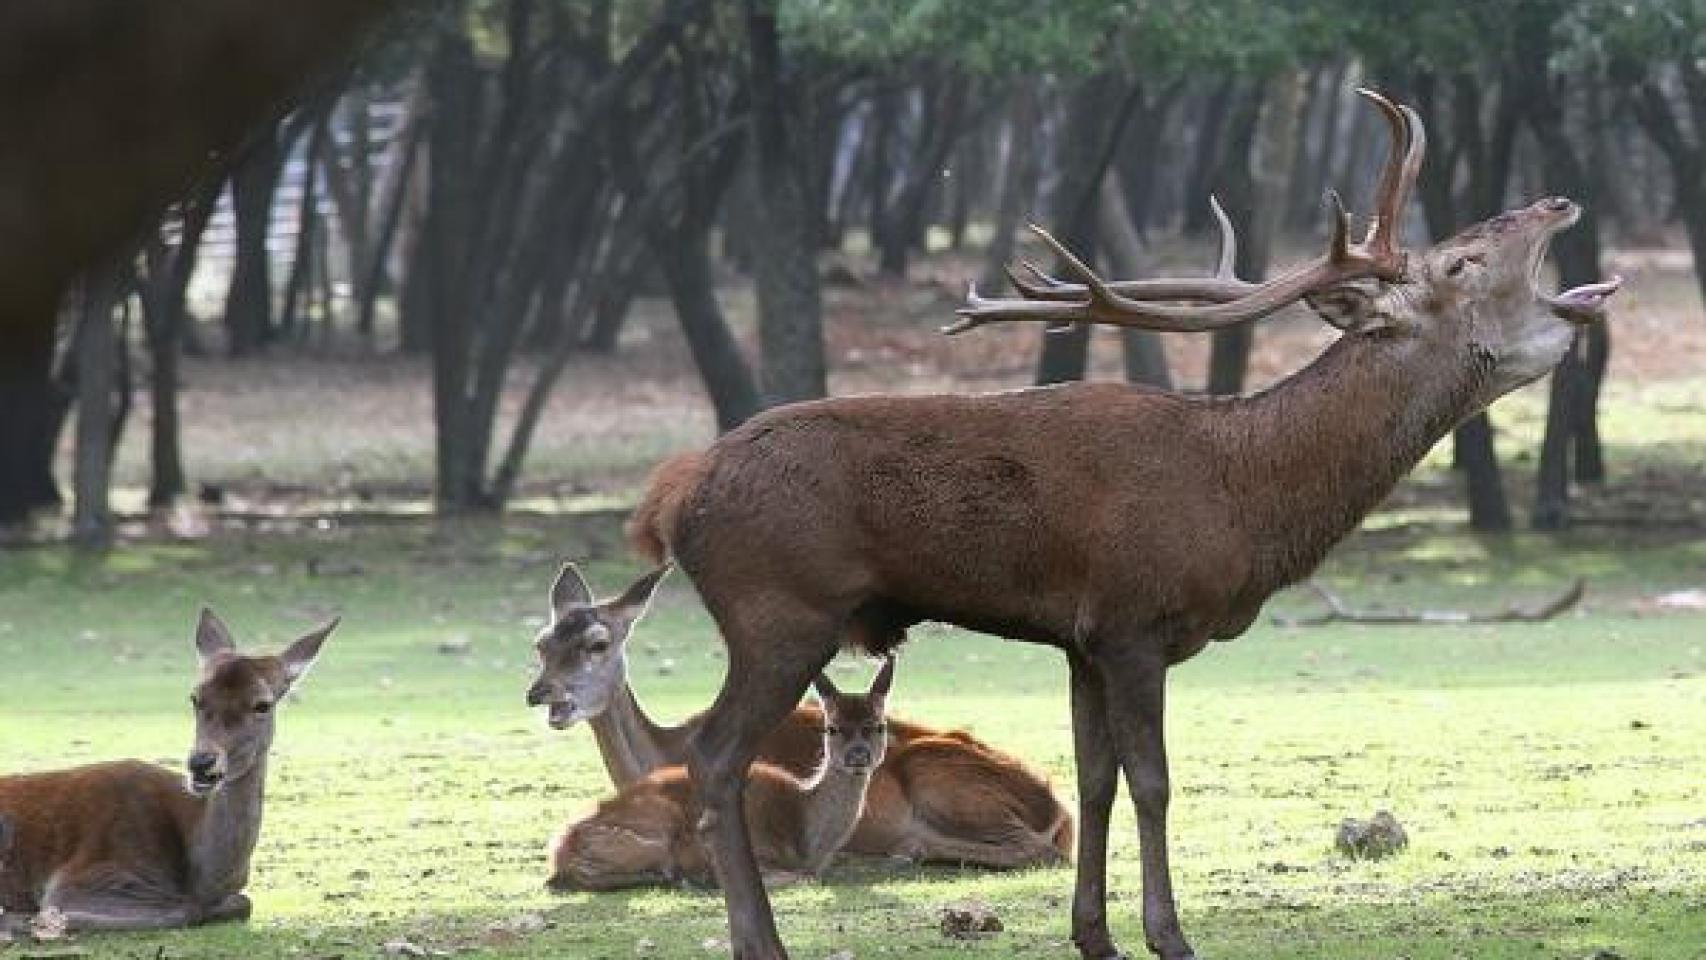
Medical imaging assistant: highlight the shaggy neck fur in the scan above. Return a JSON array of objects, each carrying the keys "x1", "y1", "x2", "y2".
[{"x1": 1222, "y1": 326, "x2": 1487, "y2": 593}]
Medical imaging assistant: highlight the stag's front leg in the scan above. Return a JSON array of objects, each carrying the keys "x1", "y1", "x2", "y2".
[
  {"x1": 1067, "y1": 651, "x2": 1125, "y2": 960},
  {"x1": 1097, "y1": 645, "x2": 1195, "y2": 960},
  {"x1": 686, "y1": 614, "x2": 838, "y2": 960}
]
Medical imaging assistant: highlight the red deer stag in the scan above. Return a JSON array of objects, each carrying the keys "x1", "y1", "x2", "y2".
[
  {"x1": 547, "y1": 657, "x2": 894, "y2": 891},
  {"x1": 0, "y1": 610, "x2": 335, "y2": 932},
  {"x1": 624, "y1": 89, "x2": 1621, "y2": 960},
  {"x1": 526, "y1": 563, "x2": 1072, "y2": 869}
]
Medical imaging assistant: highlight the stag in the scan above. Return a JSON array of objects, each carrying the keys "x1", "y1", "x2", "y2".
[
  {"x1": 527, "y1": 564, "x2": 1072, "y2": 869},
  {"x1": 626, "y1": 90, "x2": 1619, "y2": 960},
  {"x1": 0, "y1": 610, "x2": 335, "y2": 932}
]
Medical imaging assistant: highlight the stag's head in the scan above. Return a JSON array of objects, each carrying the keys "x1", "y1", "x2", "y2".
[
  {"x1": 186, "y1": 609, "x2": 335, "y2": 796},
  {"x1": 809, "y1": 658, "x2": 894, "y2": 776},
  {"x1": 526, "y1": 563, "x2": 666, "y2": 729},
  {"x1": 953, "y1": 89, "x2": 1619, "y2": 413}
]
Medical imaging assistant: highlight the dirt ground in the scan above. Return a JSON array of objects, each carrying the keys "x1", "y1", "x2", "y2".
[{"x1": 80, "y1": 232, "x2": 1706, "y2": 529}]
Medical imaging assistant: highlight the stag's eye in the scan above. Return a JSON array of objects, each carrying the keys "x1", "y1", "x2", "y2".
[
  {"x1": 1446, "y1": 254, "x2": 1484, "y2": 278},
  {"x1": 587, "y1": 638, "x2": 611, "y2": 654}
]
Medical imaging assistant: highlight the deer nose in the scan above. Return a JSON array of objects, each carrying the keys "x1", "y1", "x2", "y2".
[
  {"x1": 844, "y1": 744, "x2": 872, "y2": 769},
  {"x1": 187, "y1": 752, "x2": 219, "y2": 777},
  {"x1": 526, "y1": 681, "x2": 552, "y2": 707},
  {"x1": 1543, "y1": 196, "x2": 1574, "y2": 213}
]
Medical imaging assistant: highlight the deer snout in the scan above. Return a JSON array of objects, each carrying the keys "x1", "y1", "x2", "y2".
[
  {"x1": 525, "y1": 679, "x2": 552, "y2": 707},
  {"x1": 188, "y1": 751, "x2": 219, "y2": 777},
  {"x1": 186, "y1": 750, "x2": 225, "y2": 795},
  {"x1": 842, "y1": 743, "x2": 873, "y2": 770}
]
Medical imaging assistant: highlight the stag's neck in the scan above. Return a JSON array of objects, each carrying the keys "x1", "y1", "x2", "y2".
[
  {"x1": 588, "y1": 671, "x2": 687, "y2": 789},
  {"x1": 1227, "y1": 332, "x2": 1483, "y2": 589},
  {"x1": 796, "y1": 763, "x2": 874, "y2": 873},
  {"x1": 188, "y1": 759, "x2": 266, "y2": 902}
]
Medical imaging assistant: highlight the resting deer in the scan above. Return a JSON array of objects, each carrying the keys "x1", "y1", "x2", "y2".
[
  {"x1": 546, "y1": 657, "x2": 894, "y2": 891},
  {"x1": 526, "y1": 563, "x2": 1071, "y2": 869},
  {"x1": 623, "y1": 89, "x2": 1621, "y2": 960},
  {"x1": 0, "y1": 610, "x2": 335, "y2": 932}
]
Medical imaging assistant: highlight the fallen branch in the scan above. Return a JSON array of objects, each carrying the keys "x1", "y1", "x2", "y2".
[{"x1": 1273, "y1": 579, "x2": 1585, "y2": 627}]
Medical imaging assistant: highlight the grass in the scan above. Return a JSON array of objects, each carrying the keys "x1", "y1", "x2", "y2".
[{"x1": 1, "y1": 519, "x2": 1703, "y2": 959}]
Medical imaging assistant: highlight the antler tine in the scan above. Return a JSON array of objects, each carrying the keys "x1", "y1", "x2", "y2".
[
  {"x1": 1209, "y1": 195, "x2": 1237, "y2": 279},
  {"x1": 1355, "y1": 88, "x2": 1424, "y2": 269},
  {"x1": 1325, "y1": 189, "x2": 1351, "y2": 263},
  {"x1": 948, "y1": 91, "x2": 1425, "y2": 336},
  {"x1": 1006, "y1": 259, "x2": 1080, "y2": 301}
]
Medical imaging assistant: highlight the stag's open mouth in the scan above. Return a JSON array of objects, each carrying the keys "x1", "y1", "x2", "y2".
[{"x1": 1525, "y1": 198, "x2": 1621, "y2": 323}]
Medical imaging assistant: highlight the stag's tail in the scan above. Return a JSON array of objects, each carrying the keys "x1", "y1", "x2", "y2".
[{"x1": 626, "y1": 452, "x2": 710, "y2": 565}]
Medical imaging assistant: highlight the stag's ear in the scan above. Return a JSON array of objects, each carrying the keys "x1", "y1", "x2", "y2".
[
  {"x1": 195, "y1": 608, "x2": 237, "y2": 667},
  {"x1": 278, "y1": 618, "x2": 339, "y2": 690},
  {"x1": 550, "y1": 563, "x2": 595, "y2": 617},
  {"x1": 810, "y1": 672, "x2": 842, "y2": 705},
  {"x1": 608, "y1": 565, "x2": 670, "y2": 625},
  {"x1": 867, "y1": 656, "x2": 896, "y2": 713},
  {"x1": 1305, "y1": 281, "x2": 1403, "y2": 335}
]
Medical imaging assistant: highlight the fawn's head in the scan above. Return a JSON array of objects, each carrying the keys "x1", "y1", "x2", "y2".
[
  {"x1": 809, "y1": 657, "x2": 895, "y2": 776},
  {"x1": 186, "y1": 609, "x2": 336, "y2": 797},
  {"x1": 526, "y1": 563, "x2": 666, "y2": 729}
]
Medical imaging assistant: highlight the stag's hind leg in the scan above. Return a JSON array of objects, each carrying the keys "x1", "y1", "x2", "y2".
[
  {"x1": 1095, "y1": 643, "x2": 1195, "y2": 960},
  {"x1": 686, "y1": 599, "x2": 840, "y2": 960}
]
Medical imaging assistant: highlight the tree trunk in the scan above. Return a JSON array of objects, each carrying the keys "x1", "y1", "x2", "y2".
[
  {"x1": 139, "y1": 187, "x2": 216, "y2": 507},
  {"x1": 1034, "y1": 73, "x2": 1133, "y2": 385},
  {"x1": 1098, "y1": 176, "x2": 1170, "y2": 389},
  {"x1": 978, "y1": 82, "x2": 1042, "y2": 293},
  {"x1": 0, "y1": 301, "x2": 64, "y2": 525},
  {"x1": 223, "y1": 127, "x2": 283, "y2": 355},
  {"x1": 1205, "y1": 81, "x2": 1273, "y2": 395},
  {"x1": 1183, "y1": 78, "x2": 1237, "y2": 235},
  {"x1": 744, "y1": 1, "x2": 827, "y2": 405},
  {"x1": 72, "y1": 269, "x2": 123, "y2": 547}
]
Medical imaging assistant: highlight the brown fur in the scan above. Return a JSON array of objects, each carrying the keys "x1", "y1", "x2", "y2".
[
  {"x1": 547, "y1": 670, "x2": 892, "y2": 892},
  {"x1": 637, "y1": 185, "x2": 1601, "y2": 960},
  {"x1": 0, "y1": 611, "x2": 332, "y2": 932},
  {"x1": 625, "y1": 451, "x2": 710, "y2": 565},
  {"x1": 529, "y1": 565, "x2": 1073, "y2": 870}
]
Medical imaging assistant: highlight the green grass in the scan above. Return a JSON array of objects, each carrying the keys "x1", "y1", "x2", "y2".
[{"x1": 1, "y1": 521, "x2": 1703, "y2": 959}]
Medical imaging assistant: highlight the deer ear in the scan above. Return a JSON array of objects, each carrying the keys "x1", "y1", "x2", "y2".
[
  {"x1": 194, "y1": 608, "x2": 236, "y2": 666},
  {"x1": 868, "y1": 656, "x2": 896, "y2": 712},
  {"x1": 278, "y1": 618, "x2": 339, "y2": 689},
  {"x1": 550, "y1": 563, "x2": 595, "y2": 617},
  {"x1": 608, "y1": 565, "x2": 670, "y2": 625},
  {"x1": 1305, "y1": 281, "x2": 1402, "y2": 334},
  {"x1": 810, "y1": 672, "x2": 842, "y2": 704}
]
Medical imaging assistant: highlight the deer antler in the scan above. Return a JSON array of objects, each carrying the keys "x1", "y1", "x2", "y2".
[{"x1": 950, "y1": 89, "x2": 1424, "y2": 336}]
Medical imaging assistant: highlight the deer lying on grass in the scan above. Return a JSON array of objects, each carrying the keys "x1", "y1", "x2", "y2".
[
  {"x1": 546, "y1": 656, "x2": 894, "y2": 891},
  {"x1": 624, "y1": 89, "x2": 1621, "y2": 960},
  {"x1": 0, "y1": 610, "x2": 335, "y2": 932},
  {"x1": 526, "y1": 564, "x2": 1072, "y2": 869}
]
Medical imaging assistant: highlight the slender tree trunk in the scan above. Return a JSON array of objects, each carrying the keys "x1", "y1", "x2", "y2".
[
  {"x1": 223, "y1": 128, "x2": 284, "y2": 355},
  {"x1": 979, "y1": 82, "x2": 1042, "y2": 293},
  {"x1": 0, "y1": 302, "x2": 64, "y2": 524},
  {"x1": 72, "y1": 268, "x2": 123, "y2": 547},
  {"x1": 140, "y1": 188, "x2": 216, "y2": 507},
  {"x1": 1183, "y1": 77, "x2": 1237, "y2": 235},
  {"x1": 1206, "y1": 81, "x2": 1274, "y2": 395},
  {"x1": 744, "y1": 1, "x2": 826, "y2": 405},
  {"x1": 1098, "y1": 176, "x2": 1170, "y2": 389},
  {"x1": 1034, "y1": 73, "x2": 1133, "y2": 385}
]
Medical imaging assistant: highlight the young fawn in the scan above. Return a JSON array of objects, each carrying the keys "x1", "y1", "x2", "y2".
[
  {"x1": 526, "y1": 564, "x2": 1070, "y2": 869},
  {"x1": 0, "y1": 610, "x2": 335, "y2": 931},
  {"x1": 546, "y1": 657, "x2": 894, "y2": 891}
]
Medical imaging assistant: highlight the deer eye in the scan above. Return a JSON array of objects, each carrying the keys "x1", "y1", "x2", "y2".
[
  {"x1": 825, "y1": 725, "x2": 842, "y2": 736},
  {"x1": 253, "y1": 701, "x2": 273, "y2": 715},
  {"x1": 1446, "y1": 254, "x2": 1484, "y2": 277},
  {"x1": 866, "y1": 722, "x2": 886, "y2": 735},
  {"x1": 189, "y1": 695, "x2": 202, "y2": 710}
]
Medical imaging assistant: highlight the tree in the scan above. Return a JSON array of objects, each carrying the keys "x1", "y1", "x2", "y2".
[{"x1": 0, "y1": 0, "x2": 401, "y2": 526}]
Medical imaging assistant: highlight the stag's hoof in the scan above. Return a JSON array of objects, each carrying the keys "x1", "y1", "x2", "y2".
[{"x1": 202, "y1": 893, "x2": 252, "y2": 925}]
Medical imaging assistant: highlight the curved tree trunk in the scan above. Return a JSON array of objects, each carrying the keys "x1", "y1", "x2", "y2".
[{"x1": 978, "y1": 82, "x2": 1042, "y2": 293}]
